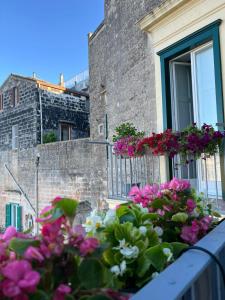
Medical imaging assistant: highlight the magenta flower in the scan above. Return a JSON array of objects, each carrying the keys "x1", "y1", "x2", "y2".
[
  {"x1": 53, "y1": 284, "x2": 71, "y2": 300},
  {"x1": 1, "y1": 260, "x2": 40, "y2": 298},
  {"x1": 186, "y1": 199, "x2": 196, "y2": 213},
  {"x1": 52, "y1": 196, "x2": 63, "y2": 205},
  {"x1": 180, "y1": 225, "x2": 199, "y2": 244},
  {"x1": 24, "y1": 246, "x2": 44, "y2": 262},
  {"x1": 169, "y1": 178, "x2": 190, "y2": 191},
  {"x1": 36, "y1": 205, "x2": 53, "y2": 223},
  {"x1": 2, "y1": 226, "x2": 17, "y2": 242},
  {"x1": 79, "y1": 238, "x2": 99, "y2": 256}
]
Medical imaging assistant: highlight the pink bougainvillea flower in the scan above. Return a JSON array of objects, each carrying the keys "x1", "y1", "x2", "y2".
[
  {"x1": 36, "y1": 205, "x2": 53, "y2": 223},
  {"x1": 1, "y1": 260, "x2": 40, "y2": 298},
  {"x1": 156, "y1": 209, "x2": 165, "y2": 216},
  {"x1": 79, "y1": 237, "x2": 99, "y2": 256},
  {"x1": 169, "y1": 178, "x2": 191, "y2": 191},
  {"x1": 53, "y1": 284, "x2": 71, "y2": 300},
  {"x1": 186, "y1": 199, "x2": 196, "y2": 213},
  {"x1": 24, "y1": 246, "x2": 44, "y2": 262},
  {"x1": 180, "y1": 225, "x2": 199, "y2": 245},
  {"x1": 52, "y1": 196, "x2": 63, "y2": 205},
  {"x1": 2, "y1": 226, "x2": 17, "y2": 242}
]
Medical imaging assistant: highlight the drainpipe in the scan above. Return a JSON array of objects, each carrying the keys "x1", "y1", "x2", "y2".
[
  {"x1": 35, "y1": 153, "x2": 40, "y2": 233},
  {"x1": 37, "y1": 85, "x2": 43, "y2": 144}
]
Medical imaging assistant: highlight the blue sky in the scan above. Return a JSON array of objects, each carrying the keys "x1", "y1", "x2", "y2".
[{"x1": 0, "y1": 0, "x2": 104, "y2": 85}]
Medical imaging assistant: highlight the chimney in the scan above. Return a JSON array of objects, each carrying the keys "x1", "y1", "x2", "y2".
[
  {"x1": 59, "y1": 73, "x2": 65, "y2": 87},
  {"x1": 32, "y1": 72, "x2": 37, "y2": 79}
]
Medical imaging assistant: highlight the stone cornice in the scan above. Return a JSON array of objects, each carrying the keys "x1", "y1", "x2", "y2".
[{"x1": 138, "y1": 0, "x2": 191, "y2": 32}]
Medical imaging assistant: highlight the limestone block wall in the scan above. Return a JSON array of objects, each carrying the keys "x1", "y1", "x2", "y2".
[
  {"x1": 0, "y1": 139, "x2": 107, "y2": 228},
  {"x1": 89, "y1": 0, "x2": 165, "y2": 142}
]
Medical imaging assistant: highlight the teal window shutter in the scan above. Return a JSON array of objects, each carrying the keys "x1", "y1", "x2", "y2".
[
  {"x1": 17, "y1": 205, "x2": 22, "y2": 231},
  {"x1": 5, "y1": 204, "x2": 12, "y2": 228}
]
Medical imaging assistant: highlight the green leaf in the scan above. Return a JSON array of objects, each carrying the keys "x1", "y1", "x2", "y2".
[
  {"x1": 137, "y1": 254, "x2": 152, "y2": 277},
  {"x1": 103, "y1": 248, "x2": 116, "y2": 265},
  {"x1": 142, "y1": 213, "x2": 158, "y2": 222},
  {"x1": 145, "y1": 244, "x2": 168, "y2": 271},
  {"x1": 87, "y1": 296, "x2": 112, "y2": 300},
  {"x1": 29, "y1": 290, "x2": 50, "y2": 300},
  {"x1": 171, "y1": 213, "x2": 188, "y2": 223},
  {"x1": 49, "y1": 208, "x2": 64, "y2": 222},
  {"x1": 78, "y1": 258, "x2": 105, "y2": 289},
  {"x1": 151, "y1": 198, "x2": 169, "y2": 209},
  {"x1": 9, "y1": 238, "x2": 40, "y2": 256},
  {"x1": 55, "y1": 198, "x2": 78, "y2": 218},
  {"x1": 114, "y1": 223, "x2": 133, "y2": 243},
  {"x1": 171, "y1": 242, "x2": 188, "y2": 258},
  {"x1": 147, "y1": 230, "x2": 160, "y2": 247}
]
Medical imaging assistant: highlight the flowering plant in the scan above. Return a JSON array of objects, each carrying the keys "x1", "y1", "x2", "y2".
[
  {"x1": 137, "y1": 124, "x2": 224, "y2": 161},
  {"x1": 113, "y1": 123, "x2": 145, "y2": 158},
  {"x1": 84, "y1": 178, "x2": 219, "y2": 290},
  {"x1": 0, "y1": 197, "x2": 130, "y2": 300}
]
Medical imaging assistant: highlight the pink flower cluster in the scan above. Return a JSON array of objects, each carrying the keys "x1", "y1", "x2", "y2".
[
  {"x1": 181, "y1": 216, "x2": 212, "y2": 244},
  {"x1": 113, "y1": 136, "x2": 141, "y2": 158},
  {"x1": 129, "y1": 178, "x2": 191, "y2": 208},
  {"x1": 128, "y1": 178, "x2": 214, "y2": 245}
]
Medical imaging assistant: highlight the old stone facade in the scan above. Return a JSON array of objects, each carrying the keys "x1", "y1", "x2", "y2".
[
  {"x1": 0, "y1": 74, "x2": 90, "y2": 151},
  {"x1": 0, "y1": 139, "x2": 107, "y2": 230},
  {"x1": 89, "y1": 0, "x2": 164, "y2": 142}
]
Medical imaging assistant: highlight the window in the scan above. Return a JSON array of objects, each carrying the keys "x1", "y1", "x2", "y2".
[
  {"x1": 5, "y1": 203, "x2": 22, "y2": 231},
  {"x1": 0, "y1": 94, "x2": 3, "y2": 111},
  {"x1": 12, "y1": 125, "x2": 19, "y2": 149},
  {"x1": 158, "y1": 20, "x2": 224, "y2": 198},
  {"x1": 10, "y1": 87, "x2": 19, "y2": 107},
  {"x1": 98, "y1": 123, "x2": 104, "y2": 136},
  {"x1": 60, "y1": 123, "x2": 72, "y2": 141}
]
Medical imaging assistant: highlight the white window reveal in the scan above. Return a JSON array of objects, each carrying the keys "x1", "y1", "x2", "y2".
[{"x1": 12, "y1": 124, "x2": 19, "y2": 150}]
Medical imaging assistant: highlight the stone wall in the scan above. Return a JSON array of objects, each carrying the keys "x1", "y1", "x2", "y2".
[
  {"x1": 0, "y1": 139, "x2": 107, "y2": 228},
  {"x1": 0, "y1": 76, "x2": 38, "y2": 151},
  {"x1": 89, "y1": 0, "x2": 165, "y2": 141},
  {"x1": 40, "y1": 90, "x2": 90, "y2": 141}
]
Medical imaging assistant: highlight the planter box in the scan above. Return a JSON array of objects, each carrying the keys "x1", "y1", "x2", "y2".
[{"x1": 132, "y1": 220, "x2": 225, "y2": 300}]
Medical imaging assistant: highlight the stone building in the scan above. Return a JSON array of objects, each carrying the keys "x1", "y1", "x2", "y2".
[
  {"x1": 0, "y1": 74, "x2": 90, "y2": 151},
  {"x1": 89, "y1": 0, "x2": 225, "y2": 206}
]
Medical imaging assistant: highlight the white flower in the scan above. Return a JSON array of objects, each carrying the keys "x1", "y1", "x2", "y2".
[
  {"x1": 151, "y1": 272, "x2": 159, "y2": 279},
  {"x1": 191, "y1": 208, "x2": 199, "y2": 218},
  {"x1": 83, "y1": 209, "x2": 103, "y2": 233},
  {"x1": 139, "y1": 226, "x2": 147, "y2": 235},
  {"x1": 136, "y1": 203, "x2": 148, "y2": 213},
  {"x1": 114, "y1": 239, "x2": 139, "y2": 259},
  {"x1": 110, "y1": 265, "x2": 120, "y2": 276},
  {"x1": 120, "y1": 246, "x2": 139, "y2": 259},
  {"x1": 103, "y1": 209, "x2": 116, "y2": 226},
  {"x1": 163, "y1": 248, "x2": 173, "y2": 262},
  {"x1": 154, "y1": 226, "x2": 163, "y2": 237},
  {"x1": 110, "y1": 260, "x2": 127, "y2": 276}
]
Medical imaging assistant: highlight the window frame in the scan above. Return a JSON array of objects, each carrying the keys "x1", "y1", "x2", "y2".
[
  {"x1": 158, "y1": 19, "x2": 224, "y2": 131},
  {"x1": 60, "y1": 122, "x2": 72, "y2": 141},
  {"x1": 0, "y1": 93, "x2": 3, "y2": 111},
  {"x1": 157, "y1": 19, "x2": 224, "y2": 194},
  {"x1": 12, "y1": 124, "x2": 19, "y2": 150}
]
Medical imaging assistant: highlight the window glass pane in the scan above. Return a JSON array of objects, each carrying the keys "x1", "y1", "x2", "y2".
[{"x1": 194, "y1": 45, "x2": 217, "y2": 126}]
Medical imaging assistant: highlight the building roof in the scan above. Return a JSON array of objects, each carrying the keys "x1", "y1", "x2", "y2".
[{"x1": 0, "y1": 74, "x2": 89, "y2": 98}]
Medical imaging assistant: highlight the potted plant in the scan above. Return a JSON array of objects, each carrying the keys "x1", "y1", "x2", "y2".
[{"x1": 113, "y1": 123, "x2": 145, "y2": 158}]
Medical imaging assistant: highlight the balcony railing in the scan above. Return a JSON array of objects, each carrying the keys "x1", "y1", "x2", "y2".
[
  {"x1": 107, "y1": 144, "x2": 224, "y2": 212},
  {"x1": 107, "y1": 144, "x2": 160, "y2": 200},
  {"x1": 132, "y1": 220, "x2": 225, "y2": 300}
]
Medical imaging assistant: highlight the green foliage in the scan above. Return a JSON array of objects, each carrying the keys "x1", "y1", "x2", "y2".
[
  {"x1": 171, "y1": 212, "x2": 189, "y2": 223},
  {"x1": 9, "y1": 238, "x2": 40, "y2": 256},
  {"x1": 55, "y1": 198, "x2": 78, "y2": 219},
  {"x1": 43, "y1": 132, "x2": 57, "y2": 144},
  {"x1": 112, "y1": 122, "x2": 145, "y2": 142}
]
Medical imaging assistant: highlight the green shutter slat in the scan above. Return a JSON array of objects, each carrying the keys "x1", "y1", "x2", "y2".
[
  {"x1": 5, "y1": 204, "x2": 11, "y2": 228},
  {"x1": 17, "y1": 206, "x2": 22, "y2": 232}
]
